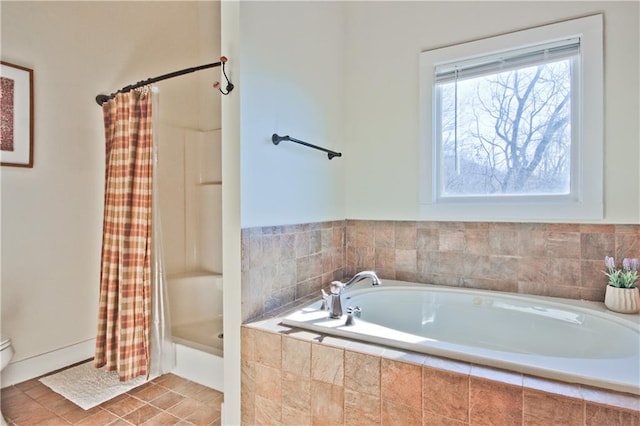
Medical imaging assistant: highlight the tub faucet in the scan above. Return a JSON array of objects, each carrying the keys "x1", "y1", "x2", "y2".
[
  {"x1": 328, "y1": 271, "x2": 381, "y2": 319},
  {"x1": 342, "y1": 270, "x2": 382, "y2": 289}
]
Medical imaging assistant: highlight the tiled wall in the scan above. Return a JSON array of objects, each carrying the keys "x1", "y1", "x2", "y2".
[
  {"x1": 240, "y1": 222, "x2": 640, "y2": 424},
  {"x1": 345, "y1": 221, "x2": 639, "y2": 301},
  {"x1": 241, "y1": 322, "x2": 640, "y2": 425},
  {"x1": 241, "y1": 221, "x2": 346, "y2": 322},
  {"x1": 241, "y1": 220, "x2": 639, "y2": 321}
]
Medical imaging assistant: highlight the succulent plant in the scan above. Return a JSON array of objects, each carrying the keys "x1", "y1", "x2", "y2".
[{"x1": 604, "y1": 256, "x2": 639, "y2": 288}]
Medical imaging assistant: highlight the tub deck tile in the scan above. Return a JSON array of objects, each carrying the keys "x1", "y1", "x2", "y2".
[
  {"x1": 469, "y1": 364, "x2": 524, "y2": 387},
  {"x1": 522, "y1": 375, "x2": 583, "y2": 400},
  {"x1": 310, "y1": 380, "x2": 344, "y2": 425},
  {"x1": 254, "y1": 394, "x2": 282, "y2": 425},
  {"x1": 381, "y1": 358, "x2": 422, "y2": 410},
  {"x1": 344, "y1": 350, "x2": 380, "y2": 396},
  {"x1": 344, "y1": 389, "x2": 381, "y2": 425},
  {"x1": 585, "y1": 403, "x2": 640, "y2": 426},
  {"x1": 523, "y1": 389, "x2": 584, "y2": 426},
  {"x1": 423, "y1": 367, "x2": 469, "y2": 423},
  {"x1": 311, "y1": 343, "x2": 344, "y2": 386},
  {"x1": 581, "y1": 385, "x2": 640, "y2": 412},
  {"x1": 469, "y1": 377, "x2": 523, "y2": 425},
  {"x1": 281, "y1": 372, "x2": 311, "y2": 416},
  {"x1": 422, "y1": 354, "x2": 472, "y2": 376},
  {"x1": 380, "y1": 348, "x2": 428, "y2": 366},
  {"x1": 243, "y1": 315, "x2": 640, "y2": 426},
  {"x1": 282, "y1": 336, "x2": 311, "y2": 377},
  {"x1": 381, "y1": 399, "x2": 422, "y2": 426},
  {"x1": 282, "y1": 405, "x2": 312, "y2": 425}
]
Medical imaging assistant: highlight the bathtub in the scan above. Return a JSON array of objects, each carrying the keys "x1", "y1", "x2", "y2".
[
  {"x1": 168, "y1": 273, "x2": 224, "y2": 391},
  {"x1": 282, "y1": 279, "x2": 640, "y2": 395}
]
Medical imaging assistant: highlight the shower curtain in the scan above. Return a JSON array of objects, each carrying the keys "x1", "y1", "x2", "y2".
[
  {"x1": 95, "y1": 86, "x2": 173, "y2": 381},
  {"x1": 149, "y1": 87, "x2": 175, "y2": 378}
]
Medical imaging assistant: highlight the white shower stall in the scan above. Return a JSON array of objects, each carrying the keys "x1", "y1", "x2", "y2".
[{"x1": 156, "y1": 123, "x2": 224, "y2": 390}]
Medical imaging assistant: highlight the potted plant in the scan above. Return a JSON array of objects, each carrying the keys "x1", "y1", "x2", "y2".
[{"x1": 603, "y1": 256, "x2": 640, "y2": 314}]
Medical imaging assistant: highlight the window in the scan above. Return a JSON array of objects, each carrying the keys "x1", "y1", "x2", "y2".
[{"x1": 419, "y1": 15, "x2": 603, "y2": 221}]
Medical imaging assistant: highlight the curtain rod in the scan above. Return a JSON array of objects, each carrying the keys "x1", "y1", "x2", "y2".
[{"x1": 95, "y1": 56, "x2": 234, "y2": 106}]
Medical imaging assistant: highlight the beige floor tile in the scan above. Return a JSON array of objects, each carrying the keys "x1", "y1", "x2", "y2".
[{"x1": 1, "y1": 370, "x2": 222, "y2": 426}]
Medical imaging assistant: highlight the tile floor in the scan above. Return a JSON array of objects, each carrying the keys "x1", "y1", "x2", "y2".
[{"x1": 1, "y1": 370, "x2": 223, "y2": 425}]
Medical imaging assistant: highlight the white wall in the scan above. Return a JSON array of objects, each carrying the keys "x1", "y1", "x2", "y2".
[
  {"x1": 0, "y1": 1, "x2": 218, "y2": 384},
  {"x1": 219, "y1": 2, "x2": 347, "y2": 421},
  {"x1": 221, "y1": 0, "x2": 242, "y2": 421},
  {"x1": 238, "y1": 1, "x2": 347, "y2": 228},
  {"x1": 157, "y1": 3, "x2": 221, "y2": 131},
  {"x1": 343, "y1": 1, "x2": 640, "y2": 223}
]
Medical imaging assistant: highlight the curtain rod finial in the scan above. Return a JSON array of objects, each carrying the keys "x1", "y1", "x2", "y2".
[
  {"x1": 96, "y1": 94, "x2": 110, "y2": 106},
  {"x1": 214, "y1": 81, "x2": 234, "y2": 95}
]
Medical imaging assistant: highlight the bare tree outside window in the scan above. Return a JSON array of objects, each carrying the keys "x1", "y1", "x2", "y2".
[{"x1": 438, "y1": 59, "x2": 573, "y2": 196}]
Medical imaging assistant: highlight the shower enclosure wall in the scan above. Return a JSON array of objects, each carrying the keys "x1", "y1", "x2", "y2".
[{"x1": 157, "y1": 123, "x2": 223, "y2": 389}]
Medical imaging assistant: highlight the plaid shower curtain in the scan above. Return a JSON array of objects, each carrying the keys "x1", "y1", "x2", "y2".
[{"x1": 95, "y1": 88, "x2": 153, "y2": 381}]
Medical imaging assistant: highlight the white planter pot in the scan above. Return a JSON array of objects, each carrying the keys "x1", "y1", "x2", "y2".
[{"x1": 604, "y1": 285, "x2": 640, "y2": 314}]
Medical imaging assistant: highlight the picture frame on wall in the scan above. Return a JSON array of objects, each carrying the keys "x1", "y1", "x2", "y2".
[{"x1": 1, "y1": 61, "x2": 34, "y2": 168}]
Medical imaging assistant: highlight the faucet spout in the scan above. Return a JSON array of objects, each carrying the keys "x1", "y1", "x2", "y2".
[{"x1": 343, "y1": 270, "x2": 381, "y2": 289}]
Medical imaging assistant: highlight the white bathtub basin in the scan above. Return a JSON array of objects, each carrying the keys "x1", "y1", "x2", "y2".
[{"x1": 282, "y1": 280, "x2": 640, "y2": 395}]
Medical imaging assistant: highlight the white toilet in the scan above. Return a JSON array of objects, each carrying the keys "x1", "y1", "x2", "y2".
[{"x1": 0, "y1": 336, "x2": 14, "y2": 426}]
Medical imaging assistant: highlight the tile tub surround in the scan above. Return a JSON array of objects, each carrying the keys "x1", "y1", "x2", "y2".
[
  {"x1": 242, "y1": 220, "x2": 639, "y2": 322},
  {"x1": 345, "y1": 221, "x2": 639, "y2": 302},
  {"x1": 241, "y1": 320, "x2": 640, "y2": 426},
  {"x1": 241, "y1": 221, "x2": 346, "y2": 322}
]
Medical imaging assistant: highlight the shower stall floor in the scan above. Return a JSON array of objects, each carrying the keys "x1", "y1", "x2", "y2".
[{"x1": 172, "y1": 317, "x2": 223, "y2": 356}]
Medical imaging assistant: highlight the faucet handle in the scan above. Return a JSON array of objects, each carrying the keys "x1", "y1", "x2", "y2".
[
  {"x1": 346, "y1": 306, "x2": 361, "y2": 316},
  {"x1": 320, "y1": 289, "x2": 330, "y2": 311},
  {"x1": 330, "y1": 281, "x2": 344, "y2": 295},
  {"x1": 345, "y1": 306, "x2": 361, "y2": 326}
]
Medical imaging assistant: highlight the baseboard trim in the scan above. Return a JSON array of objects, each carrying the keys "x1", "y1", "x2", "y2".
[{"x1": 1, "y1": 338, "x2": 96, "y2": 388}]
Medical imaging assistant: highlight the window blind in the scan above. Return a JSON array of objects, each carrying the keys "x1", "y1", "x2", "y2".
[{"x1": 435, "y1": 37, "x2": 581, "y2": 83}]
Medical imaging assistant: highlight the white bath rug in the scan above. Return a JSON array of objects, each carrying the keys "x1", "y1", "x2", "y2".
[{"x1": 39, "y1": 361, "x2": 150, "y2": 410}]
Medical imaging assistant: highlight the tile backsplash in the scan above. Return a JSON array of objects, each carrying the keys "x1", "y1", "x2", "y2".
[
  {"x1": 241, "y1": 221, "x2": 346, "y2": 322},
  {"x1": 241, "y1": 220, "x2": 639, "y2": 322}
]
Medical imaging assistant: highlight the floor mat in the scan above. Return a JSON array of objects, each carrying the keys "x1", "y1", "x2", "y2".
[{"x1": 38, "y1": 361, "x2": 149, "y2": 410}]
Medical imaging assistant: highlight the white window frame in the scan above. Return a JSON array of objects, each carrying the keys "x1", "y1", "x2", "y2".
[{"x1": 419, "y1": 14, "x2": 603, "y2": 221}]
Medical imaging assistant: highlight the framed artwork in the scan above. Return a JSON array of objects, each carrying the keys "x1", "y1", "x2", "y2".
[{"x1": 1, "y1": 61, "x2": 34, "y2": 168}]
